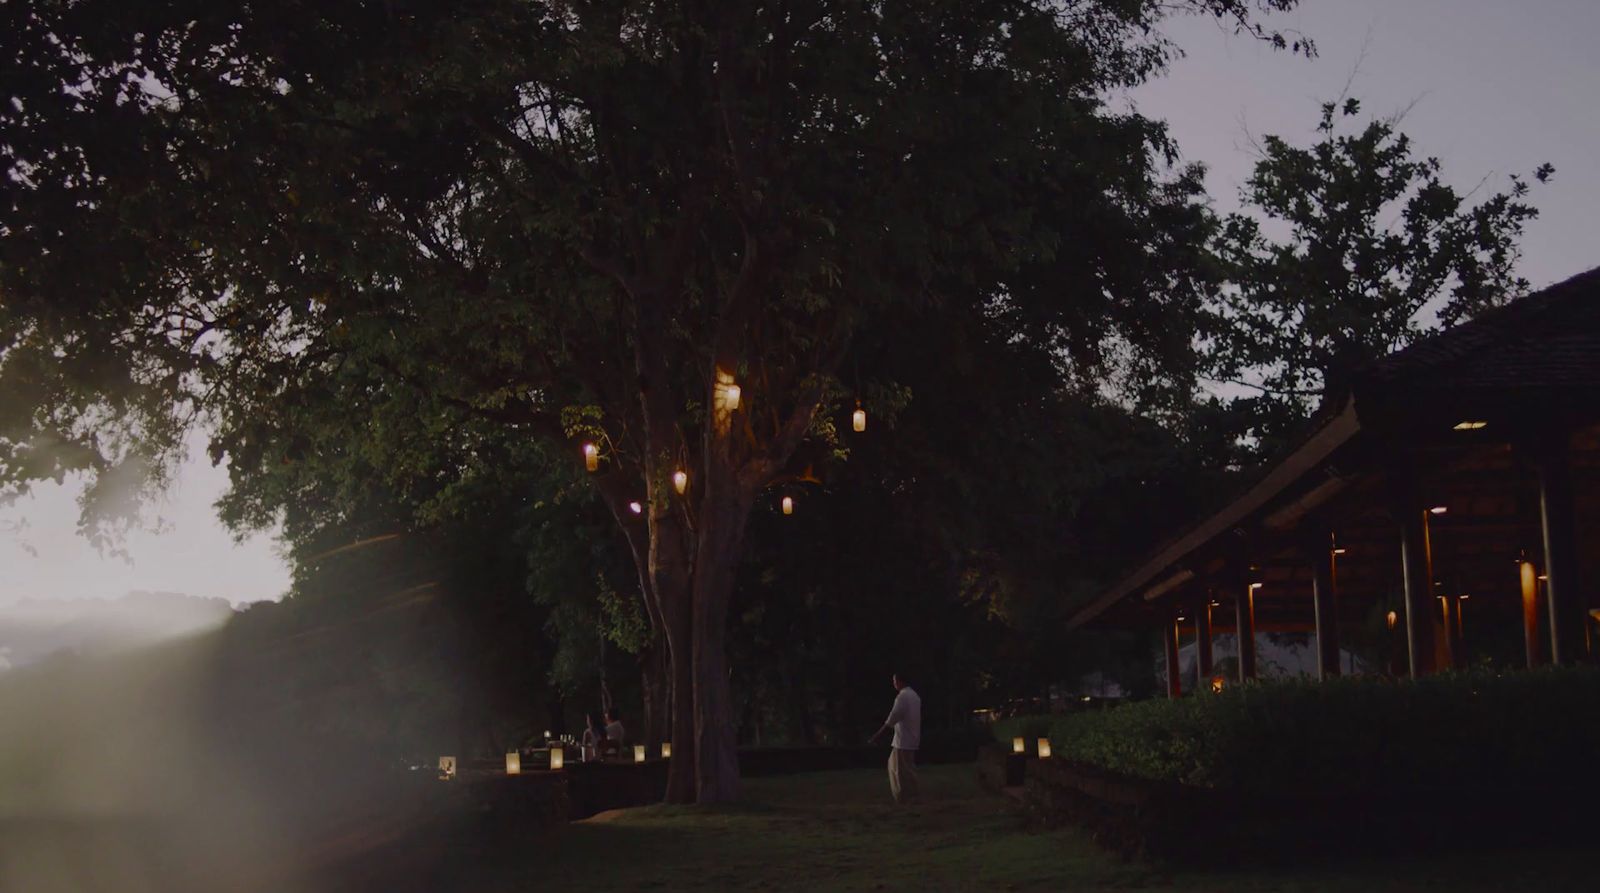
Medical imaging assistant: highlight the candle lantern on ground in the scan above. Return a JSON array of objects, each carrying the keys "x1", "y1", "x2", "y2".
[
  {"x1": 661, "y1": 742, "x2": 672, "y2": 758},
  {"x1": 1037, "y1": 738, "x2": 1052, "y2": 759},
  {"x1": 1012, "y1": 736, "x2": 1025, "y2": 755},
  {"x1": 505, "y1": 752, "x2": 521, "y2": 775},
  {"x1": 549, "y1": 748, "x2": 564, "y2": 770},
  {"x1": 634, "y1": 744, "x2": 647, "y2": 763}
]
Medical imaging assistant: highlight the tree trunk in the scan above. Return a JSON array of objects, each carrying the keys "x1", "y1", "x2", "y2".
[
  {"x1": 688, "y1": 483, "x2": 754, "y2": 803},
  {"x1": 638, "y1": 638, "x2": 670, "y2": 750}
]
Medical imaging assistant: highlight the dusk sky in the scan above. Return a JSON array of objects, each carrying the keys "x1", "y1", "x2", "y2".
[{"x1": 1, "y1": 0, "x2": 1595, "y2": 606}]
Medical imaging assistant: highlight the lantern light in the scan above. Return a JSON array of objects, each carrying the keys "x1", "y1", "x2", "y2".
[
  {"x1": 505, "y1": 752, "x2": 522, "y2": 775},
  {"x1": 1249, "y1": 582, "x2": 1263, "y2": 591},
  {"x1": 782, "y1": 496, "x2": 794, "y2": 515},
  {"x1": 438, "y1": 756, "x2": 457, "y2": 780},
  {"x1": 1429, "y1": 505, "x2": 1448, "y2": 515},
  {"x1": 725, "y1": 384, "x2": 741, "y2": 411},
  {"x1": 673, "y1": 470, "x2": 688, "y2": 495},
  {"x1": 853, "y1": 404, "x2": 867, "y2": 433},
  {"x1": 629, "y1": 501, "x2": 643, "y2": 515},
  {"x1": 1037, "y1": 738, "x2": 1052, "y2": 759},
  {"x1": 661, "y1": 742, "x2": 672, "y2": 759},
  {"x1": 583, "y1": 443, "x2": 599, "y2": 472},
  {"x1": 1453, "y1": 420, "x2": 1488, "y2": 431},
  {"x1": 1012, "y1": 736, "x2": 1025, "y2": 755},
  {"x1": 634, "y1": 744, "x2": 647, "y2": 764},
  {"x1": 1332, "y1": 547, "x2": 1347, "y2": 555},
  {"x1": 1386, "y1": 610, "x2": 1398, "y2": 629},
  {"x1": 549, "y1": 748, "x2": 564, "y2": 770}
]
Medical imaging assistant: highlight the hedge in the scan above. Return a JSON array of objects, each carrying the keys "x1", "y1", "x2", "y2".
[{"x1": 995, "y1": 667, "x2": 1600, "y2": 794}]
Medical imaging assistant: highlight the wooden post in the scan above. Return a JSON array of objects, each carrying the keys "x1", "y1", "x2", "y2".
[
  {"x1": 1311, "y1": 542, "x2": 1341, "y2": 680},
  {"x1": 1164, "y1": 610, "x2": 1183, "y2": 699},
  {"x1": 1399, "y1": 501, "x2": 1438, "y2": 678},
  {"x1": 1535, "y1": 440, "x2": 1590, "y2": 665},
  {"x1": 1235, "y1": 582, "x2": 1258, "y2": 683},
  {"x1": 1195, "y1": 595, "x2": 1215, "y2": 691},
  {"x1": 1520, "y1": 560, "x2": 1542, "y2": 668}
]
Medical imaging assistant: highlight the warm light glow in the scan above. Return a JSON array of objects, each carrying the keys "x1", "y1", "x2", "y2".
[
  {"x1": 629, "y1": 501, "x2": 643, "y2": 514},
  {"x1": 634, "y1": 744, "x2": 647, "y2": 763},
  {"x1": 1332, "y1": 547, "x2": 1347, "y2": 555},
  {"x1": 853, "y1": 405, "x2": 867, "y2": 433},
  {"x1": 1386, "y1": 610, "x2": 1398, "y2": 629},
  {"x1": 1453, "y1": 420, "x2": 1488, "y2": 431},
  {"x1": 583, "y1": 442, "x2": 599, "y2": 472},
  {"x1": 1249, "y1": 582, "x2": 1263, "y2": 591},
  {"x1": 1012, "y1": 736, "x2": 1025, "y2": 754},
  {"x1": 1538, "y1": 574, "x2": 1549, "y2": 581},
  {"x1": 505, "y1": 752, "x2": 521, "y2": 775},
  {"x1": 1210, "y1": 675, "x2": 1225, "y2": 693},
  {"x1": 438, "y1": 756, "x2": 457, "y2": 780},
  {"x1": 782, "y1": 495, "x2": 794, "y2": 515},
  {"x1": 725, "y1": 384, "x2": 741, "y2": 410},
  {"x1": 1037, "y1": 738, "x2": 1052, "y2": 759},
  {"x1": 661, "y1": 742, "x2": 672, "y2": 758},
  {"x1": 549, "y1": 748, "x2": 564, "y2": 770},
  {"x1": 673, "y1": 470, "x2": 688, "y2": 495},
  {"x1": 713, "y1": 368, "x2": 742, "y2": 433},
  {"x1": 1459, "y1": 594, "x2": 1471, "y2": 600},
  {"x1": 1429, "y1": 505, "x2": 1448, "y2": 515}
]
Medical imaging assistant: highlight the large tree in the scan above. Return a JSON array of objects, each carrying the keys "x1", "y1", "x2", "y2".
[
  {"x1": 2, "y1": 0, "x2": 1302, "y2": 802},
  {"x1": 1204, "y1": 98, "x2": 1550, "y2": 455}
]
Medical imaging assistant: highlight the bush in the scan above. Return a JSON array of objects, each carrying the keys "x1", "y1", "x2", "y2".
[{"x1": 996, "y1": 668, "x2": 1600, "y2": 794}]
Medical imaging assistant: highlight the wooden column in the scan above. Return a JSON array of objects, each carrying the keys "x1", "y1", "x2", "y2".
[
  {"x1": 1399, "y1": 501, "x2": 1438, "y2": 678},
  {"x1": 1310, "y1": 543, "x2": 1341, "y2": 680},
  {"x1": 1535, "y1": 441, "x2": 1589, "y2": 665},
  {"x1": 1235, "y1": 583, "x2": 1258, "y2": 683},
  {"x1": 1195, "y1": 595, "x2": 1215, "y2": 691},
  {"x1": 1520, "y1": 560, "x2": 1543, "y2": 668},
  {"x1": 1163, "y1": 611, "x2": 1183, "y2": 699}
]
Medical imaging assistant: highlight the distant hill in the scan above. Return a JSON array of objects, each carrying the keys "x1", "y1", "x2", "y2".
[{"x1": 0, "y1": 591, "x2": 235, "y2": 671}]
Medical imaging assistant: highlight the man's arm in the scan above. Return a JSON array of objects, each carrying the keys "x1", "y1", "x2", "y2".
[{"x1": 869, "y1": 693, "x2": 905, "y2": 744}]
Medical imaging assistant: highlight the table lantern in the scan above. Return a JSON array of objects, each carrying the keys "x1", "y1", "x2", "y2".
[
  {"x1": 634, "y1": 744, "x2": 647, "y2": 763},
  {"x1": 505, "y1": 752, "x2": 521, "y2": 775},
  {"x1": 550, "y1": 748, "x2": 564, "y2": 770}
]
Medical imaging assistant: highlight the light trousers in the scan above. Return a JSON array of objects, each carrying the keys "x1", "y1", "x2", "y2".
[{"x1": 888, "y1": 747, "x2": 919, "y2": 804}]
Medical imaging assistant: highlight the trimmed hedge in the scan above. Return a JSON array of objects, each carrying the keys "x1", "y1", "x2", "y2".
[{"x1": 996, "y1": 668, "x2": 1600, "y2": 794}]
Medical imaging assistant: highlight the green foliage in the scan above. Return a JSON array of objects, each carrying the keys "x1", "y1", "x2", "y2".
[
  {"x1": 999, "y1": 668, "x2": 1600, "y2": 793},
  {"x1": 1205, "y1": 99, "x2": 1550, "y2": 455}
]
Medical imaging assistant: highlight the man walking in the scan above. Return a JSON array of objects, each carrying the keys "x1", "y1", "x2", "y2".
[{"x1": 869, "y1": 672, "x2": 921, "y2": 804}]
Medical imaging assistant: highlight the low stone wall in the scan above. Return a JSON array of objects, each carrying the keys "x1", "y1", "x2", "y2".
[{"x1": 1011, "y1": 756, "x2": 1600, "y2": 865}]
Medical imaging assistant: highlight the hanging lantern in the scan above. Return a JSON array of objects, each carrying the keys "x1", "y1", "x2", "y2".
[
  {"x1": 781, "y1": 496, "x2": 794, "y2": 515},
  {"x1": 853, "y1": 404, "x2": 867, "y2": 433},
  {"x1": 1386, "y1": 610, "x2": 1398, "y2": 629},
  {"x1": 505, "y1": 752, "x2": 522, "y2": 775},
  {"x1": 629, "y1": 501, "x2": 643, "y2": 515},
  {"x1": 673, "y1": 470, "x2": 688, "y2": 495},
  {"x1": 1037, "y1": 738, "x2": 1052, "y2": 759},
  {"x1": 549, "y1": 748, "x2": 564, "y2": 770},
  {"x1": 634, "y1": 744, "x2": 647, "y2": 764},
  {"x1": 661, "y1": 742, "x2": 672, "y2": 759},
  {"x1": 725, "y1": 384, "x2": 741, "y2": 410},
  {"x1": 1012, "y1": 736, "x2": 1025, "y2": 755},
  {"x1": 583, "y1": 443, "x2": 599, "y2": 472},
  {"x1": 438, "y1": 756, "x2": 457, "y2": 781}
]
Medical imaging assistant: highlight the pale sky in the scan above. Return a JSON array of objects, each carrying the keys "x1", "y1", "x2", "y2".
[{"x1": 2, "y1": 0, "x2": 1596, "y2": 605}]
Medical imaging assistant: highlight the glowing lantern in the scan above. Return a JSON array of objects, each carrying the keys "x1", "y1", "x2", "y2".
[
  {"x1": 1386, "y1": 610, "x2": 1398, "y2": 629},
  {"x1": 629, "y1": 501, "x2": 643, "y2": 515},
  {"x1": 634, "y1": 744, "x2": 647, "y2": 763},
  {"x1": 782, "y1": 496, "x2": 794, "y2": 515},
  {"x1": 1429, "y1": 505, "x2": 1448, "y2": 515},
  {"x1": 583, "y1": 443, "x2": 599, "y2": 472},
  {"x1": 1210, "y1": 675, "x2": 1226, "y2": 693},
  {"x1": 438, "y1": 756, "x2": 457, "y2": 780},
  {"x1": 725, "y1": 384, "x2": 742, "y2": 410},
  {"x1": 853, "y1": 404, "x2": 867, "y2": 433},
  {"x1": 549, "y1": 748, "x2": 564, "y2": 770},
  {"x1": 505, "y1": 752, "x2": 522, "y2": 775},
  {"x1": 661, "y1": 742, "x2": 672, "y2": 758},
  {"x1": 1037, "y1": 738, "x2": 1052, "y2": 759},
  {"x1": 673, "y1": 470, "x2": 688, "y2": 495},
  {"x1": 1012, "y1": 737, "x2": 1025, "y2": 755}
]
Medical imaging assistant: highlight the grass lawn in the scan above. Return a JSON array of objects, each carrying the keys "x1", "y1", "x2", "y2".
[{"x1": 479, "y1": 765, "x2": 1595, "y2": 892}]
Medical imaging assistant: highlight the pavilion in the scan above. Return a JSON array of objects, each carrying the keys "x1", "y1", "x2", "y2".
[{"x1": 1069, "y1": 267, "x2": 1600, "y2": 694}]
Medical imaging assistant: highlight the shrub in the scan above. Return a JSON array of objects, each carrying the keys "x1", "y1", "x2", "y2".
[{"x1": 997, "y1": 667, "x2": 1600, "y2": 794}]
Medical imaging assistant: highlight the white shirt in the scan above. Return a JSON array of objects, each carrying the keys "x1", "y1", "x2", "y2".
[{"x1": 884, "y1": 686, "x2": 922, "y2": 750}]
